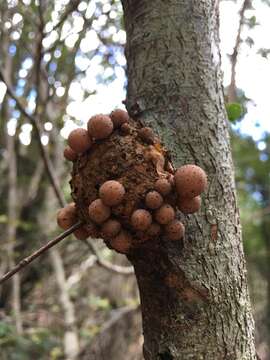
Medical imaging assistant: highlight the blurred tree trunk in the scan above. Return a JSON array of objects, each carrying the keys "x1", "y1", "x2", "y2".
[
  {"x1": 3, "y1": 35, "x2": 23, "y2": 334},
  {"x1": 121, "y1": 0, "x2": 257, "y2": 359},
  {"x1": 40, "y1": 128, "x2": 80, "y2": 360},
  {"x1": 6, "y1": 122, "x2": 23, "y2": 335}
]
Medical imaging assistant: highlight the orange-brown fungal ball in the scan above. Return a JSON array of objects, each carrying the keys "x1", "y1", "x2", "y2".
[
  {"x1": 147, "y1": 222, "x2": 161, "y2": 237},
  {"x1": 178, "y1": 195, "x2": 201, "y2": 214},
  {"x1": 74, "y1": 226, "x2": 91, "y2": 240},
  {"x1": 165, "y1": 220, "x2": 185, "y2": 241},
  {"x1": 154, "y1": 178, "x2": 172, "y2": 196},
  {"x1": 68, "y1": 128, "x2": 92, "y2": 154},
  {"x1": 145, "y1": 191, "x2": 163, "y2": 210},
  {"x1": 88, "y1": 199, "x2": 111, "y2": 224},
  {"x1": 99, "y1": 180, "x2": 125, "y2": 206},
  {"x1": 155, "y1": 204, "x2": 175, "y2": 225},
  {"x1": 120, "y1": 122, "x2": 131, "y2": 135},
  {"x1": 131, "y1": 209, "x2": 152, "y2": 231},
  {"x1": 110, "y1": 109, "x2": 129, "y2": 128},
  {"x1": 110, "y1": 230, "x2": 132, "y2": 254},
  {"x1": 57, "y1": 203, "x2": 77, "y2": 230},
  {"x1": 138, "y1": 127, "x2": 156, "y2": 144},
  {"x1": 174, "y1": 165, "x2": 207, "y2": 198},
  {"x1": 88, "y1": 114, "x2": 114, "y2": 140},
  {"x1": 84, "y1": 222, "x2": 99, "y2": 238},
  {"x1": 64, "y1": 146, "x2": 77, "y2": 161},
  {"x1": 101, "y1": 219, "x2": 121, "y2": 238}
]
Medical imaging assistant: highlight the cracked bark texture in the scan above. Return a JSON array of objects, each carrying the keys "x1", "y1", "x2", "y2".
[{"x1": 121, "y1": 0, "x2": 257, "y2": 359}]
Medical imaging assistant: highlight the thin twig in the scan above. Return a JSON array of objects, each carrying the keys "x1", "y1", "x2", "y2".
[
  {"x1": 83, "y1": 239, "x2": 134, "y2": 275},
  {"x1": 228, "y1": 0, "x2": 250, "y2": 102},
  {"x1": 48, "y1": 0, "x2": 81, "y2": 34},
  {"x1": 0, "y1": 222, "x2": 83, "y2": 285},
  {"x1": 0, "y1": 70, "x2": 66, "y2": 207}
]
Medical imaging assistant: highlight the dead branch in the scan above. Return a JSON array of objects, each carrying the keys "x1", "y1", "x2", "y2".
[
  {"x1": 0, "y1": 221, "x2": 83, "y2": 285},
  {"x1": 83, "y1": 239, "x2": 134, "y2": 275}
]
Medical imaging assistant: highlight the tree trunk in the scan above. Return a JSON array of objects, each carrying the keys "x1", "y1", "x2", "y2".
[
  {"x1": 41, "y1": 129, "x2": 80, "y2": 360},
  {"x1": 6, "y1": 129, "x2": 23, "y2": 335},
  {"x1": 3, "y1": 34, "x2": 23, "y2": 334},
  {"x1": 121, "y1": 0, "x2": 257, "y2": 359}
]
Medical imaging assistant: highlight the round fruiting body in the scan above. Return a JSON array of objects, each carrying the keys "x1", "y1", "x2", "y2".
[
  {"x1": 64, "y1": 146, "x2": 77, "y2": 161},
  {"x1": 145, "y1": 191, "x2": 163, "y2": 209},
  {"x1": 83, "y1": 222, "x2": 99, "y2": 238},
  {"x1": 147, "y1": 222, "x2": 161, "y2": 237},
  {"x1": 101, "y1": 219, "x2": 121, "y2": 238},
  {"x1": 99, "y1": 180, "x2": 125, "y2": 206},
  {"x1": 68, "y1": 128, "x2": 92, "y2": 153},
  {"x1": 57, "y1": 203, "x2": 77, "y2": 230},
  {"x1": 88, "y1": 114, "x2": 114, "y2": 140},
  {"x1": 110, "y1": 230, "x2": 132, "y2": 254},
  {"x1": 154, "y1": 178, "x2": 172, "y2": 196},
  {"x1": 110, "y1": 109, "x2": 129, "y2": 128},
  {"x1": 174, "y1": 164, "x2": 207, "y2": 198},
  {"x1": 120, "y1": 122, "x2": 131, "y2": 135},
  {"x1": 74, "y1": 226, "x2": 91, "y2": 240},
  {"x1": 178, "y1": 196, "x2": 201, "y2": 214},
  {"x1": 155, "y1": 204, "x2": 175, "y2": 225},
  {"x1": 88, "y1": 199, "x2": 111, "y2": 224},
  {"x1": 165, "y1": 220, "x2": 185, "y2": 241},
  {"x1": 131, "y1": 209, "x2": 152, "y2": 231},
  {"x1": 138, "y1": 127, "x2": 156, "y2": 144}
]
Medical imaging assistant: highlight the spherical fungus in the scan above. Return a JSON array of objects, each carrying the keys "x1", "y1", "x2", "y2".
[
  {"x1": 99, "y1": 180, "x2": 125, "y2": 207},
  {"x1": 68, "y1": 128, "x2": 92, "y2": 154},
  {"x1": 174, "y1": 164, "x2": 207, "y2": 198},
  {"x1": 88, "y1": 114, "x2": 114, "y2": 140}
]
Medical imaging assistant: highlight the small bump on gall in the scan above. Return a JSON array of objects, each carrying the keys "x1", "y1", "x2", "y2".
[
  {"x1": 101, "y1": 219, "x2": 122, "y2": 238},
  {"x1": 131, "y1": 209, "x2": 152, "y2": 231},
  {"x1": 99, "y1": 180, "x2": 125, "y2": 207},
  {"x1": 155, "y1": 204, "x2": 175, "y2": 225},
  {"x1": 147, "y1": 222, "x2": 161, "y2": 237},
  {"x1": 57, "y1": 203, "x2": 77, "y2": 230},
  {"x1": 138, "y1": 127, "x2": 156, "y2": 144},
  {"x1": 110, "y1": 230, "x2": 132, "y2": 254},
  {"x1": 154, "y1": 178, "x2": 172, "y2": 196},
  {"x1": 120, "y1": 122, "x2": 131, "y2": 135},
  {"x1": 74, "y1": 226, "x2": 91, "y2": 240},
  {"x1": 145, "y1": 191, "x2": 163, "y2": 209},
  {"x1": 174, "y1": 164, "x2": 207, "y2": 198},
  {"x1": 68, "y1": 128, "x2": 92, "y2": 154},
  {"x1": 165, "y1": 220, "x2": 185, "y2": 241},
  {"x1": 88, "y1": 199, "x2": 111, "y2": 224},
  {"x1": 110, "y1": 109, "x2": 129, "y2": 128},
  {"x1": 64, "y1": 146, "x2": 78, "y2": 161},
  {"x1": 177, "y1": 196, "x2": 201, "y2": 214},
  {"x1": 88, "y1": 114, "x2": 114, "y2": 140}
]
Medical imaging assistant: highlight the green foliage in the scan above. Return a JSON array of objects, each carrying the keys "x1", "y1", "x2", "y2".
[
  {"x1": 232, "y1": 131, "x2": 270, "y2": 260},
  {"x1": 226, "y1": 103, "x2": 243, "y2": 122},
  {"x1": 0, "y1": 322, "x2": 61, "y2": 360}
]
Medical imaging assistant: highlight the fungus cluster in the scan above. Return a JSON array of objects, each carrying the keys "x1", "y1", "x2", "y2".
[{"x1": 57, "y1": 109, "x2": 207, "y2": 254}]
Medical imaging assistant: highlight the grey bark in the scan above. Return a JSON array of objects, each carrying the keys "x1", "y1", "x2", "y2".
[{"x1": 121, "y1": 0, "x2": 257, "y2": 359}]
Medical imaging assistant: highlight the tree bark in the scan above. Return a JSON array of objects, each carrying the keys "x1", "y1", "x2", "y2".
[{"x1": 121, "y1": 0, "x2": 257, "y2": 359}]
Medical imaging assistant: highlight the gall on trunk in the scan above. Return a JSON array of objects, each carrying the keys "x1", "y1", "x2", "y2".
[{"x1": 57, "y1": 109, "x2": 207, "y2": 254}]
